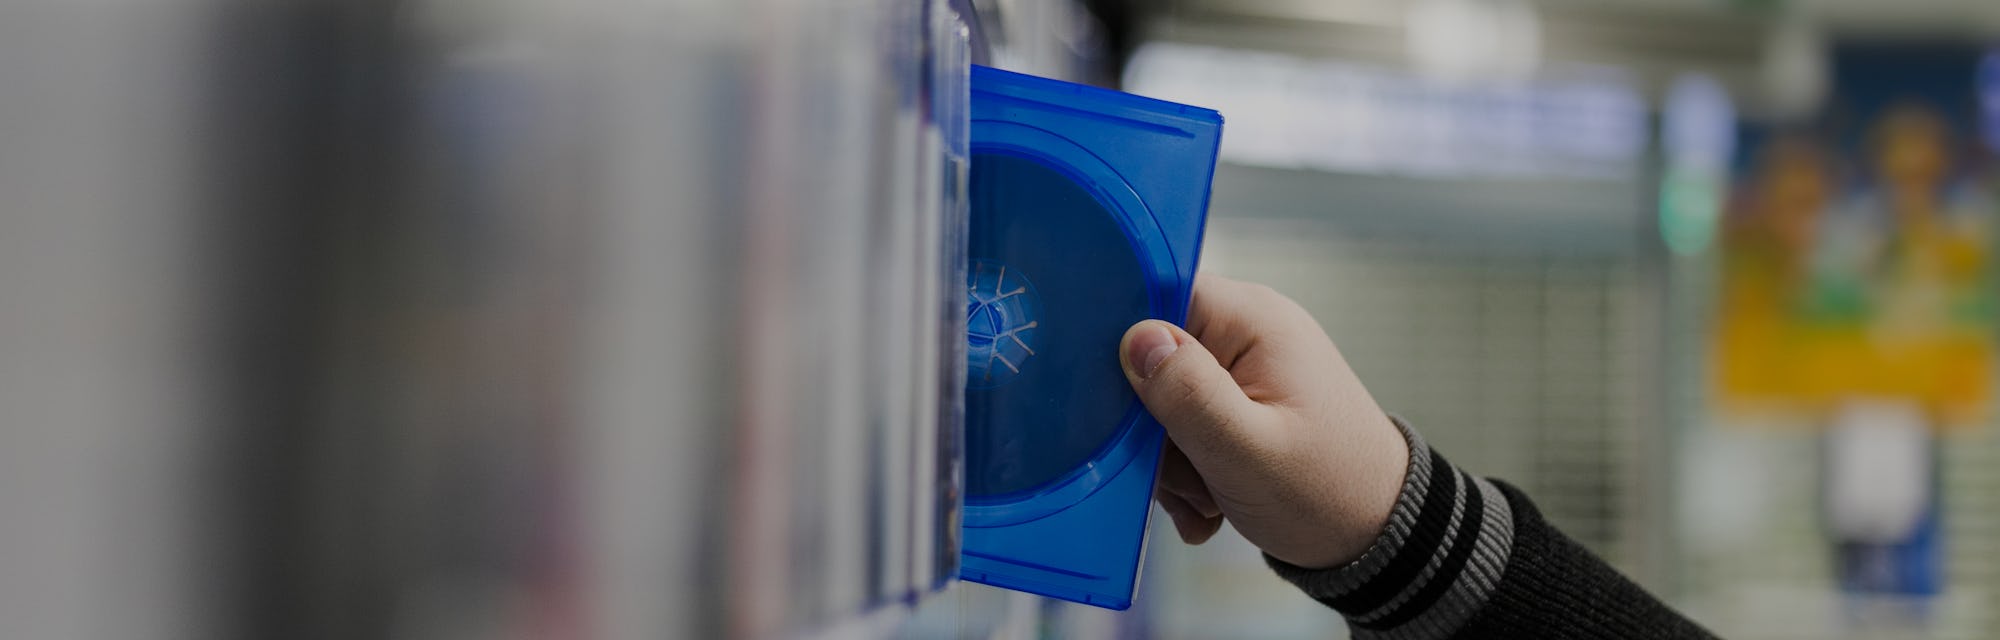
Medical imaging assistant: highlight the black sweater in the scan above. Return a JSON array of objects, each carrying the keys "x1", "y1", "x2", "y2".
[{"x1": 1266, "y1": 420, "x2": 1717, "y2": 640}]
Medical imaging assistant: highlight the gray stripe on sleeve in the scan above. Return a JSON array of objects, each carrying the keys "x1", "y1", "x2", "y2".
[
  {"x1": 1347, "y1": 475, "x2": 1515, "y2": 640},
  {"x1": 1347, "y1": 468, "x2": 1471, "y2": 626}
]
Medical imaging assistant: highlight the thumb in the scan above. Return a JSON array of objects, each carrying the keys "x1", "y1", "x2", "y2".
[{"x1": 1119, "y1": 320, "x2": 1268, "y2": 461}]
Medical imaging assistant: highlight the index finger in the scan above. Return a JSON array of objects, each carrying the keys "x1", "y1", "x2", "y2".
[{"x1": 1184, "y1": 274, "x2": 1297, "y2": 370}]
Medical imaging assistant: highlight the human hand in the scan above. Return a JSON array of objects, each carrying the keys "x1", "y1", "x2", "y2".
[{"x1": 1120, "y1": 275, "x2": 1409, "y2": 569}]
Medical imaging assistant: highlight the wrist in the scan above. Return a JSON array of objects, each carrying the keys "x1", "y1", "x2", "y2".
[
  {"x1": 1265, "y1": 420, "x2": 1518, "y2": 638},
  {"x1": 1279, "y1": 413, "x2": 1419, "y2": 569},
  {"x1": 1259, "y1": 411, "x2": 1414, "y2": 569}
]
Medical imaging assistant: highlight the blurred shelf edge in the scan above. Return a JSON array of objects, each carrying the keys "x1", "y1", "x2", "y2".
[
  {"x1": 1137, "y1": 0, "x2": 2000, "y2": 116},
  {"x1": 1208, "y1": 163, "x2": 1645, "y2": 258}
]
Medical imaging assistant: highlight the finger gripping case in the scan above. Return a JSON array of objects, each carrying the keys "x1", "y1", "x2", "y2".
[{"x1": 960, "y1": 65, "x2": 1222, "y2": 610}]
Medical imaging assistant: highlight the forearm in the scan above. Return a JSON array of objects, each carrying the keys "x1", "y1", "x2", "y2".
[{"x1": 1266, "y1": 419, "x2": 1716, "y2": 640}]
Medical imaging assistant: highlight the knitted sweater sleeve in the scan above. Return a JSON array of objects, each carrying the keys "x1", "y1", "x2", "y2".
[{"x1": 1264, "y1": 418, "x2": 1718, "y2": 640}]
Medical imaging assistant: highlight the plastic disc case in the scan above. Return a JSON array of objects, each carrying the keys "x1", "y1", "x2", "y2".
[{"x1": 960, "y1": 65, "x2": 1222, "y2": 610}]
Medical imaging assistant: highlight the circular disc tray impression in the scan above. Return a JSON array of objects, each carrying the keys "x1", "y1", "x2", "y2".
[{"x1": 964, "y1": 151, "x2": 1152, "y2": 507}]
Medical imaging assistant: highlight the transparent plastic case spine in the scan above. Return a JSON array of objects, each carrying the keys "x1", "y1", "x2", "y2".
[{"x1": 928, "y1": 0, "x2": 972, "y2": 593}]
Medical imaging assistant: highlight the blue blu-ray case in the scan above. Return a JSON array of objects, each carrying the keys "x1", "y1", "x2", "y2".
[{"x1": 959, "y1": 65, "x2": 1222, "y2": 610}]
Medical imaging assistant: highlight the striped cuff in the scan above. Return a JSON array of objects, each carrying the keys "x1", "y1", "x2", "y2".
[{"x1": 1265, "y1": 417, "x2": 1515, "y2": 640}]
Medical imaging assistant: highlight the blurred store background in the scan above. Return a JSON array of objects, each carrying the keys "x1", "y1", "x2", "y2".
[{"x1": 4, "y1": 0, "x2": 2000, "y2": 639}]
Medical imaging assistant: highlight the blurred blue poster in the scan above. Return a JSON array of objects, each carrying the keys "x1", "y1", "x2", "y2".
[
  {"x1": 1718, "y1": 42, "x2": 2000, "y2": 603},
  {"x1": 1832, "y1": 43, "x2": 1998, "y2": 604},
  {"x1": 1715, "y1": 43, "x2": 1999, "y2": 428},
  {"x1": 1819, "y1": 43, "x2": 1997, "y2": 600}
]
